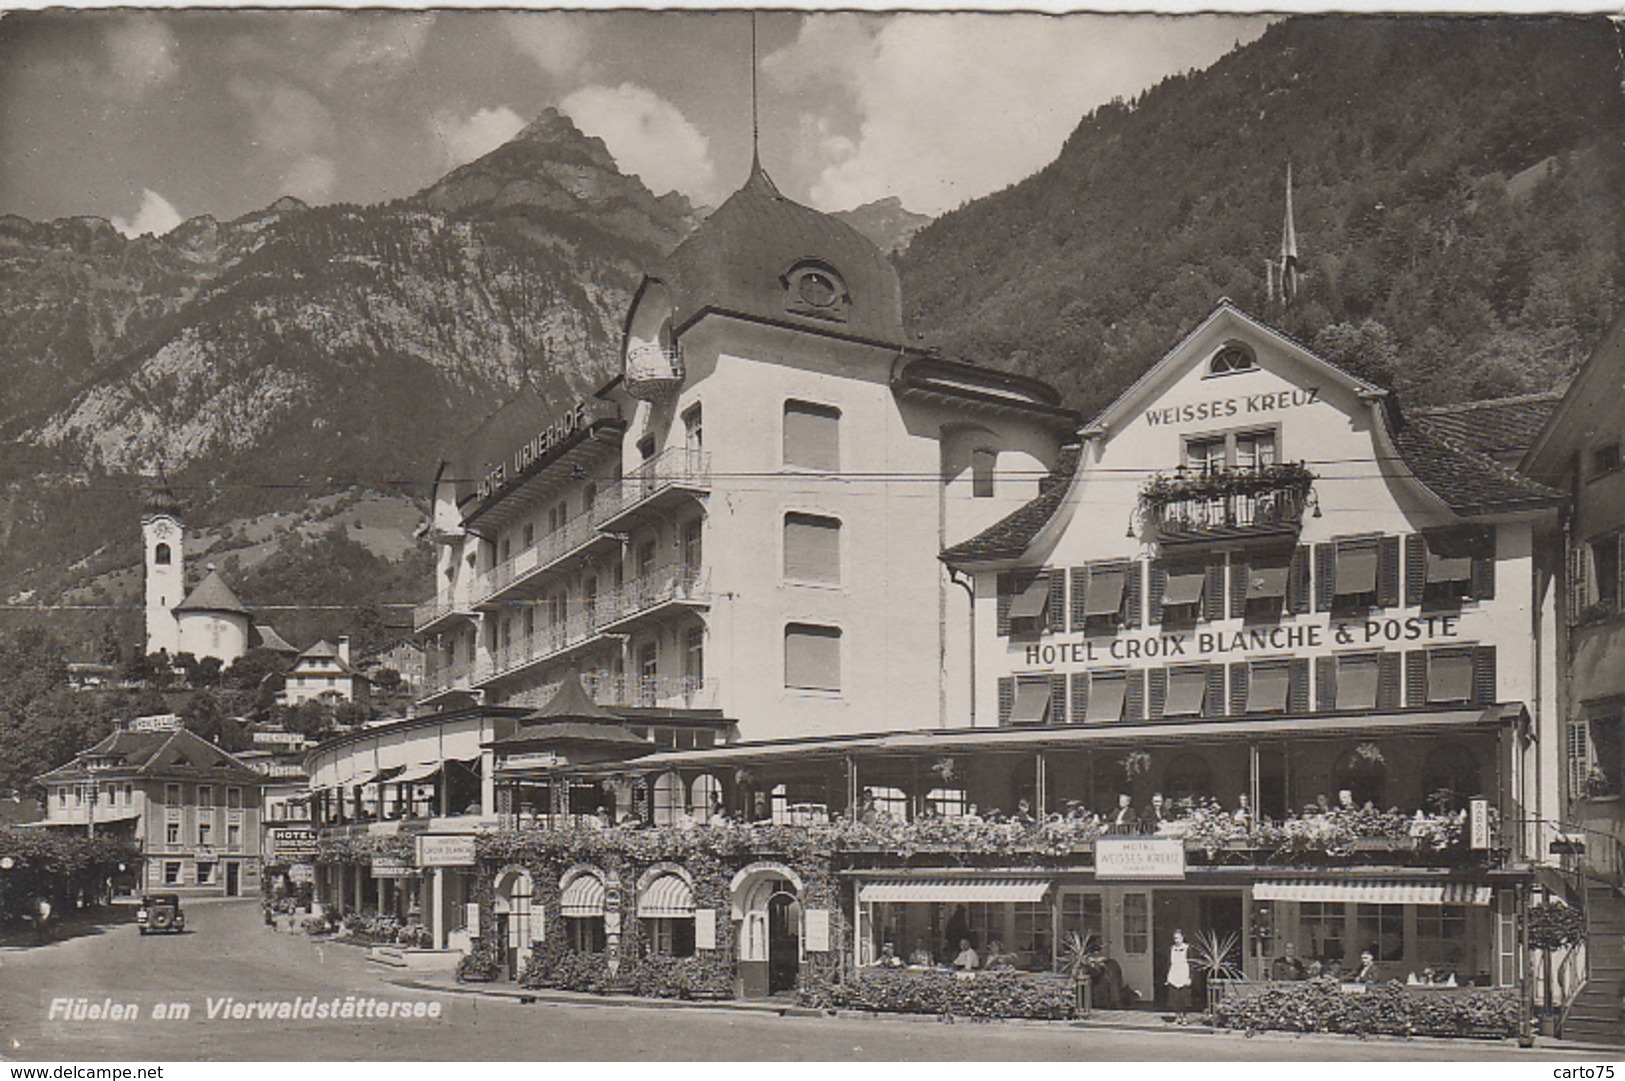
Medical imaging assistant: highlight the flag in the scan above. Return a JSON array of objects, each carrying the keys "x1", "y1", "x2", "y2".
[{"x1": 1279, "y1": 162, "x2": 1299, "y2": 307}]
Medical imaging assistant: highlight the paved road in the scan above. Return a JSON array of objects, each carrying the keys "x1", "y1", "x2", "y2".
[{"x1": 0, "y1": 900, "x2": 1577, "y2": 1061}]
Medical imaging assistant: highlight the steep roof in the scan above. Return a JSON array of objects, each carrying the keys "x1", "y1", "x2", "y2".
[
  {"x1": 1390, "y1": 416, "x2": 1563, "y2": 517},
  {"x1": 649, "y1": 164, "x2": 905, "y2": 348},
  {"x1": 37, "y1": 726, "x2": 261, "y2": 785},
  {"x1": 1412, "y1": 391, "x2": 1563, "y2": 464},
  {"x1": 253, "y1": 625, "x2": 298, "y2": 654},
  {"x1": 940, "y1": 444, "x2": 1083, "y2": 565},
  {"x1": 175, "y1": 568, "x2": 249, "y2": 616},
  {"x1": 526, "y1": 670, "x2": 619, "y2": 723}
]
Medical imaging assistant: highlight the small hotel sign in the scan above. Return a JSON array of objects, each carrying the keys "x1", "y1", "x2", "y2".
[
  {"x1": 1095, "y1": 837, "x2": 1187, "y2": 880},
  {"x1": 371, "y1": 855, "x2": 414, "y2": 878},
  {"x1": 416, "y1": 835, "x2": 477, "y2": 868}
]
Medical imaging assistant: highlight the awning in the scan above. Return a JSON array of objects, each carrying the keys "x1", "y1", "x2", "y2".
[
  {"x1": 1165, "y1": 668, "x2": 1207, "y2": 717},
  {"x1": 1246, "y1": 664, "x2": 1290, "y2": 713},
  {"x1": 392, "y1": 762, "x2": 443, "y2": 785},
  {"x1": 1007, "y1": 575, "x2": 1050, "y2": 621},
  {"x1": 1245, "y1": 562, "x2": 1290, "y2": 600},
  {"x1": 1162, "y1": 568, "x2": 1206, "y2": 607},
  {"x1": 859, "y1": 878, "x2": 1053, "y2": 904},
  {"x1": 358, "y1": 766, "x2": 404, "y2": 790},
  {"x1": 1084, "y1": 568, "x2": 1128, "y2": 617},
  {"x1": 1254, "y1": 879, "x2": 1492, "y2": 906},
  {"x1": 1335, "y1": 545, "x2": 1378, "y2": 595},
  {"x1": 1431, "y1": 651, "x2": 1474, "y2": 702},
  {"x1": 1010, "y1": 679, "x2": 1052, "y2": 725},
  {"x1": 1337, "y1": 658, "x2": 1380, "y2": 711},
  {"x1": 1085, "y1": 674, "x2": 1127, "y2": 724},
  {"x1": 561, "y1": 875, "x2": 606, "y2": 917},
  {"x1": 638, "y1": 874, "x2": 695, "y2": 917},
  {"x1": 1426, "y1": 549, "x2": 1473, "y2": 584}
]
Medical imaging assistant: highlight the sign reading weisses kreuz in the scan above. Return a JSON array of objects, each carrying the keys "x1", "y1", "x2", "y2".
[
  {"x1": 415, "y1": 835, "x2": 477, "y2": 867},
  {"x1": 1095, "y1": 837, "x2": 1187, "y2": 880}
]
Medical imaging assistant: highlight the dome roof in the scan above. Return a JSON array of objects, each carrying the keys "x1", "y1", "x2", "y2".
[{"x1": 648, "y1": 165, "x2": 904, "y2": 347}]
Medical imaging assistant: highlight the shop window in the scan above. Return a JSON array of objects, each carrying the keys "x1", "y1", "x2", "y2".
[
  {"x1": 1014, "y1": 902, "x2": 1051, "y2": 962},
  {"x1": 1415, "y1": 905, "x2": 1469, "y2": 959},
  {"x1": 163, "y1": 862, "x2": 181, "y2": 886},
  {"x1": 1299, "y1": 903, "x2": 1346, "y2": 967},
  {"x1": 1060, "y1": 893, "x2": 1104, "y2": 952},
  {"x1": 784, "y1": 401, "x2": 840, "y2": 472},
  {"x1": 784, "y1": 513, "x2": 841, "y2": 585},
  {"x1": 566, "y1": 917, "x2": 606, "y2": 953},
  {"x1": 784, "y1": 624, "x2": 841, "y2": 692},
  {"x1": 971, "y1": 449, "x2": 995, "y2": 498},
  {"x1": 1356, "y1": 904, "x2": 1404, "y2": 962},
  {"x1": 1123, "y1": 894, "x2": 1149, "y2": 955},
  {"x1": 645, "y1": 917, "x2": 697, "y2": 958}
]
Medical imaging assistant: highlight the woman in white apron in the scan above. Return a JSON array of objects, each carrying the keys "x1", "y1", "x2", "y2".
[{"x1": 1167, "y1": 928, "x2": 1193, "y2": 1025}]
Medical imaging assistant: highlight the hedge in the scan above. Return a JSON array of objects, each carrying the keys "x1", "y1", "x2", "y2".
[
  {"x1": 821, "y1": 968, "x2": 1077, "y2": 1020},
  {"x1": 521, "y1": 938, "x2": 733, "y2": 999},
  {"x1": 1210, "y1": 979, "x2": 1520, "y2": 1038}
]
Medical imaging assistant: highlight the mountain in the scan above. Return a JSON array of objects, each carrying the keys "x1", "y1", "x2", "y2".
[
  {"x1": 0, "y1": 109, "x2": 697, "y2": 650},
  {"x1": 898, "y1": 15, "x2": 1624, "y2": 418},
  {"x1": 833, "y1": 197, "x2": 932, "y2": 255}
]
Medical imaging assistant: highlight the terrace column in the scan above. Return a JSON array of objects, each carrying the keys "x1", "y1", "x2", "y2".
[
  {"x1": 1249, "y1": 744, "x2": 1260, "y2": 823},
  {"x1": 846, "y1": 756, "x2": 858, "y2": 820},
  {"x1": 1035, "y1": 752, "x2": 1047, "y2": 816}
]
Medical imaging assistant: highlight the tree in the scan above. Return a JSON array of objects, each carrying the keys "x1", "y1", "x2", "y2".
[
  {"x1": 1526, "y1": 899, "x2": 1585, "y2": 1017},
  {"x1": 97, "y1": 622, "x2": 125, "y2": 667},
  {"x1": 180, "y1": 690, "x2": 252, "y2": 753},
  {"x1": 1313, "y1": 319, "x2": 1402, "y2": 390}
]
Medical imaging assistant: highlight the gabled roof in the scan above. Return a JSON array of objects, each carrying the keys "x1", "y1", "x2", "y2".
[
  {"x1": 1412, "y1": 391, "x2": 1563, "y2": 464},
  {"x1": 175, "y1": 569, "x2": 249, "y2": 616},
  {"x1": 1391, "y1": 415, "x2": 1563, "y2": 517},
  {"x1": 253, "y1": 625, "x2": 298, "y2": 654},
  {"x1": 940, "y1": 444, "x2": 1082, "y2": 565},
  {"x1": 37, "y1": 726, "x2": 261, "y2": 785},
  {"x1": 1524, "y1": 310, "x2": 1625, "y2": 480}
]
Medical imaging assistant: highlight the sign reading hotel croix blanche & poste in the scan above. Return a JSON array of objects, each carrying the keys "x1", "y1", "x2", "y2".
[
  {"x1": 1095, "y1": 837, "x2": 1187, "y2": 880},
  {"x1": 1021, "y1": 615, "x2": 1467, "y2": 669},
  {"x1": 415, "y1": 835, "x2": 477, "y2": 868}
]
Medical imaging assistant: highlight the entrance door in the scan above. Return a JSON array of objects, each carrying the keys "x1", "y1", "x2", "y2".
[
  {"x1": 767, "y1": 890, "x2": 801, "y2": 994},
  {"x1": 495, "y1": 870, "x2": 533, "y2": 980},
  {"x1": 225, "y1": 861, "x2": 240, "y2": 897}
]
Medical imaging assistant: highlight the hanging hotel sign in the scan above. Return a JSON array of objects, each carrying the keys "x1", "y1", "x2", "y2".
[
  {"x1": 371, "y1": 855, "x2": 414, "y2": 878},
  {"x1": 477, "y1": 401, "x2": 592, "y2": 502},
  {"x1": 1469, "y1": 797, "x2": 1491, "y2": 850},
  {"x1": 416, "y1": 835, "x2": 477, "y2": 868},
  {"x1": 1022, "y1": 615, "x2": 1465, "y2": 668},
  {"x1": 1095, "y1": 837, "x2": 1187, "y2": 880},
  {"x1": 269, "y1": 827, "x2": 318, "y2": 860}
]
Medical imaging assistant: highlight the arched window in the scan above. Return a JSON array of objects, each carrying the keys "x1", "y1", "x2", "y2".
[
  {"x1": 1333, "y1": 746, "x2": 1389, "y2": 810},
  {"x1": 638, "y1": 872, "x2": 695, "y2": 958},
  {"x1": 784, "y1": 262, "x2": 849, "y2": 323},
  {"x1": 1209, "y1": 344, "x2": 1257, "y2": 375},
  {"x1": 154, "y1": 543, "x2": 172, "y2": 566},
  {"x1": 1420, "y1": 743, "x2": 1481, "y2": 812},
  {"x1": 1163, "y1": 754, "x2": 1214, "y2": 804},
  {"x1": 690, "y1": 774, "x2": 723, "y2": 822},
  {"x1": 559, "y1": 871, "x2": 607, "y2": 953},
  {"x1": 653, "y1": 772, "x2": 684, "y2": 826}
]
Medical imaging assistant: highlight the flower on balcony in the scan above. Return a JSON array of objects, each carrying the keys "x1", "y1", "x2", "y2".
[
  {"x1": 1354, "y1": 742, "x2": 1386, "y2": 765},
  {"x1": 931, "y1": 757, "x2": 957, "y2": 784},
  {"x1": 1119, "y1": 751, "x2": 1152, "y2": 781}
]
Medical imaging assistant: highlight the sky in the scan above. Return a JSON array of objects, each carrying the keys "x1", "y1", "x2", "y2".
[{"x1": 0, "y1": 10, "x2": 1272, "y2": 236}]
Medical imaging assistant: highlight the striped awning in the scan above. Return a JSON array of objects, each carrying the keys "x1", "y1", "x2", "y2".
[
  {"x1": 560, "y1": 875, "x2": 606, "y2": 917},
  {"x1": 859, "y1": 878, "x2": 1053, "y2": 904},
  {"x1": 392, "y1": 762, "x2": 443, "y2": 785},
  {"x1": 638, "y1": 874, "x2": 695, "y2": 918},
  {"x1": 1253, "y1": 879, "x2": 1492, "y2": 906}
]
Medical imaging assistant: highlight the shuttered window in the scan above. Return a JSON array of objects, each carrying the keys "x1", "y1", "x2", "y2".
[
  {"x1": 1567, "y1": 720, "x2": 1591, "y2": 795},
  {"x1": 785, "y1": 624, "x2": 841, "y2": 691},
  {"x1": 1010, "y1": 676, "x2": 1053, "y2": 724},
  {"x1": 1164, "y1": 666, "x2": 1208, "y2": 717},
  {"x1": 1427, "y1": 648, "x2": 1474, "y2": 704},
  {"x1": 784, "y1": 513, "x2": 841, "y2": 584},
  {"x1": 783, "y1": 401, "x2": 840, "y2": 471},
  {"x1": 1245, "y1": 662, "x2": 1291, "y2": 713},
  {"x1": 1336, "y1": 654, "x2": 1381, "y2": 711},
  {"x1": 1086, "y1": 672, "x2": 1128, "y2": 724}
]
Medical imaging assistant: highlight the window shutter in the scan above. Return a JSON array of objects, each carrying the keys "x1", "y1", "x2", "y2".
[
  {"x1": 1405, "y1": 650, "x2": 1427, "y2": 708},
  {"x1": 1229, "y1": 557, "x2": 1248, "y2": 619},
  {"x1": 1316, "y1": 655, "x2": 1337, "y2": 712},
  {"x1": 783, "y1": 402, "x2": 840, "y2": 471},
  {"x1": 1125, "y1": 670, "x2": 1146, "y2": 723},
  {"x1": 1315, "y1": 544, "x2": 1336, "y2": 611},
  {"x1": 1204, "y1": 665, "x2": 1227, "y2": 719},
  {"x1": 1288, "y1": 546, "x2": 1311, "y2": 614},
  {"x1": 1288, "y1": 657, "x2": 1311, "y2": 713},
  {"x1": 1070, "y1": 673, "x2": 1089, "y2": 724},
  {"x1": 1377, "y1": 652, "x2": 1402, "y2": 710},
  {"x1": 997, "y1": 573, "x2": 1014, "y2": 637},
  {"x1": 998, "y1": 676, "x2": 1014, "y2": 725},
  {"x1": 1124, "y1": 563, "x2": 1143, "y2": 629},
  {"x1": 1148, "y1": 668, "x2": 1168, "y2": 719},
  {"x1": 784, "y1": 513, "x2": 841, "y2": 584},
  {"x1": 1472, "y1": 530, "x2": 1496, "y2": 600},
  {"x1": 1405, "y1": 535, "x2": 1427, "y2": 606},
  {"x1": 1049, "y1": 570, "x2": 1068, "y2": 633},
  {"x1": 1148, "y1": 563, "x2": 1167, "y2": 625},
  {"x1": 1050, "y1": 673, "x2": 1069, "y2": 725},
  {"x1": 1378, "y1": 535, "x2": 1401, "y2": 608},
  {"x1": 1229, "y1": 662, "x2": 1249, "y2": 716},
  {"x1": 1203, "y1": 559, "x2": 1226, "y2": 622},
  {"x1": 1471, "y1": 645, "x2": 1497, "y2": 706},
  {"x1": 1070, "y1": 567, "x2": 1089, "y2": 632}
]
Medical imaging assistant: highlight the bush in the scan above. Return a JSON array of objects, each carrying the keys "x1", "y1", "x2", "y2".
[
  {"x1": 823, "y1": 968, "x2": 1076, "y2": 1020},
  {"x1": 1210, "y1": 979, "x2": 1519, "y2": 1038},
  {"x1": 519, "y1": 939, "x2": 733, "y2": 999},
  {"x1": 456, "y1": 943, "x2": 502, "y2": 983},
  {"x1": 301, "y1": 916, "x2": 333, "y2": 936}
]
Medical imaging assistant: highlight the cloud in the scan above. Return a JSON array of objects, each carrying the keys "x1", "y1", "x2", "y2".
[
  {"x1": 229, "y1": 78, "x2": 337, "y2": 157},
  {"x1": 433, "y1": 106, "x2": 526, "y2": 169},
  {"x1": 560, "y1": 83, "x2": 715, "y2": 200},
  {"x1": 283, "y1": 157, "x2": 338, "y2": 202},
  {"x1": 326, "y1": 14, "x2": 437, "y2": 75},
  {"x1": 766, "y1": 14, "x2": 1269, "y2": 215},
  {"x1": 102, "y1": 14, "x2": 179, "y2": 93},
  {"x1": 111, "y1": 189, "x2": 184, "y2": 238},
  {"x1": 504, "y1": 13, "x2": 591, "y2": 79}
]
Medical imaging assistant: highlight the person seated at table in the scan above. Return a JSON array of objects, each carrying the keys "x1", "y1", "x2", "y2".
[
  {"x1": 1353, "y1": 949, "x2": 1380, "y2": 983},
  {"x1": 875, "y1": 941, "x2": 903, "y2": 968},
  {"x1": 909, "y1": 940, "x2": 935, "y2": 967},
  {"x1": 952, "y1": 938, "x2": 980, "y2": 970},
  {"x1": 1147, "y1": 792, "x2": 1170, "y2": 826},
  {"x1": 962, "y1": 802, "x2": 985, "y2": 825},
  {"x1": 1233, "y1": 793, "x2": 1253, "y2": 827},
  {"x1": 982, "y1": 939, "x2": 1015, "y2": 969},
  {"x1": 1304, "y1": 959, "x2": 1323, "y2": 979},
  {"x1": 1014, "y1": 799, "x2": 1034, "y2": 823},
  {"x1": 1109, "y1": 793, "x2": 1139, "y2": 833},
  {"x1": 1270, "y1": 942, "x2": 1306, "y2": 981}
]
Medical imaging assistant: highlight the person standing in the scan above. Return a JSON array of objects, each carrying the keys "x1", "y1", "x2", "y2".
[{"x1": 1167, "y1": 929, "x2": 1193, "y2": 1024}]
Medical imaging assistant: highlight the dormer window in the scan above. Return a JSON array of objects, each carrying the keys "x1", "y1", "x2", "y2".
[
  {"x1": 784, "y1": 262, "x2": 849, "y2": 323},
  {"x1": 1208, "y1": 344, "x2": 1257, "y2": 376}
]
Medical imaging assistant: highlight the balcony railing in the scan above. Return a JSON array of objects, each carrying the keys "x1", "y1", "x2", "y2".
[
  {"x1": 505, "y1": 674, "x2": 717, "y2": 712},
  {"x1": 419, "y1": 659, "x2": 475, "y2": 697},
  {"x1": 625, "y1": 342, "x2": 685, "y2": 401},
  {"x1": 413, "y1": 594, "x2": 472, "y2": 633},
  {"x1": 593, "y1": 447, "x2": 710, "y2": 527},
  {"x1": 1140, "y1": 463, "x2": 1315, "y2": 543},
  {"x1": 598, "y1": 564, "x2": 708, "y2": 628},
  {"x1": 476, "y1": 513, "x2": 603, "y2": 605},
  {"x1": 481, "y1": 612, "x2": 600, "y2": 682}
]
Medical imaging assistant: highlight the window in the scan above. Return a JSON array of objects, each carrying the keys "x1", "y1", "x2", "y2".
[
  {"x1": 1209, "y1": 345, "x2": 1257, "y2": 375},
  {"x1": 1245, "y1": 661, "x2": 1291, "y2": 713},
  {"x1": 645, "y1": 917, "x2": 696, "y2": 957},
  {"x1": 227, "y1": 823, "x2": 242, "y2": 848},
  {"x1": 683, "y1": 404, "x2": 703, "y2": 454},
  {"x1": 637, "y1": 540, "x2": 656, "y2": 578},
  {"x1": 583, "y1": 483, "x2": 597, "y2": 514},
  {"x1": 522, "y1": 523, "x2": 535, "y2": 549},
  {"x1": 1426, "y1": 648, "x2": 1474, "y2": 704},
  {"x1": 1574, "y1": 717, "x2": 1624, "y2": 798},
  {"x1": 1163, "y1": 753, "x2": 1214, "y2": 803},
  {"x1": 166, "y1": 822, "x2": 180, "y2": 845},
  {"x1": 163, "y1": 862, "x2": 181, "y2": 886},
  {"x1": 1241, "y1": 553, "x2": 1291, "y2": 617},
  {"x1": 198, "y1": 785, "x2": 213, "y2": 808},
  {"x1": 1593, "y1": 442, "x2": 1621, "y2": 478},
  {"x1": 196, "y1": 862, "x2": 215, "y2": 886},
  {"x1": 123, "y1": 783, "x2": 133, "y2": 807},
  {"x1": 1235, "y1": 430, "x2": 1278, "y2": 469},
  {"x1": 1416, "y1": 905, "x2": 1469, "y2": 965},
  {"x1": 638, "y1": 643, "x2": 658, "y2": 704},
  {"x1": 227, "y1": 787, "x2": 241, "y2": 810},
  {"x1": 971, "y1": 449, "x2": 995, "y2": 498},
  {"x1": 682, "y1": 517, "x2": 703, "y2": 570},
  {"x1": 1185, "y1": 436, "x2": 1226, "y2": 473},
  {"x1": 1332, "y1": 538, "x2": 1380, "y2": 607},
  {"x1": 1011, "y1": 674, "x2": 1058, "y2": 725},
  {"x1": 652, "y1": 772, "x2": 684, "y2": 826},
  {"x1": 684, "y1": 625, "x2": 704, "y2": 686},
  {"x1": 785, "y1": 263, "x2": 849, "y2": 321},
  {"x1": 58, "y1": 788, "x2": 67, "y2": 809},
  {"x1": 1593, "y1": 533, "x2": 1620, "y2": 610},
  {"x1": 1335, "y1": 653, "x2": 1381, "y2": 711},
  {"x1": 1299, "y1": 903, "x2": 1346, "y2": 966},
  {"x1": 1085, "y1": 672, "x2": 1128, "y2": 724},
  {"x1": 1163, "y1": 666, "x2": 1208, "y2": 717},
  {"x1": 1014, "y1": 902, "x2": 1051, "y2": 961},
  {"x1": 785, "y1": 624, "x2": 841, "y2": 692},
  {"x1": 74, "y1": 788, "x2": 82, "y2": 808},
  {"x1": 690, "y1": 774, "x2": 723, "y2": 822},
  {"x1": 784, "y1": 513, "x2": 840, "y2": 584},
  {"x1": 1357, "y1": 904, "x2": 1404, "y2": 962},
  {"x1": 500, "y1": 537, "x2": 511, "y2": 563},
  {"x1": 198, "y1": 820, "x2": 212, "y2": 846},
  {"x1": 1123, "y1": 893, "x2": 1149, "y2": 954},
  {"x1": 154, "y1": 542, "x2": 172, "y2": 565},
  {"x1": 784, "y1": 401, "x2": 840, "y2": 472},
  {"x1": 926, "y1": 787, "x2": 967, "y2": 818},
  {"x1": 567, "y1": 917, "x2": 606, "y2": 953},
  {"x1": 1080, "y1": 563, "x2": 1131, "y2": 625},
  {"x1": 1160, "y1": 564, "x2": 1207, "y2": 623},
  {"x1": 1060, "y1": 893, "x2": 1105, "y2": 952}
]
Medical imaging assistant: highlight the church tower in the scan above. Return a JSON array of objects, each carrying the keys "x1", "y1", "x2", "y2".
[{"x1": 142, "y1": 481, "x2": 184, "y2": 657}]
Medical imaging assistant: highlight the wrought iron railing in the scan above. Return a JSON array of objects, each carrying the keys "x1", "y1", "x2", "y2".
[
  {"x1": 592, "y1": 447, "x2": 710, "y2": 525},
  {"x1": 1140, "y1": 463, "x2": 1315, "y2": 542}
]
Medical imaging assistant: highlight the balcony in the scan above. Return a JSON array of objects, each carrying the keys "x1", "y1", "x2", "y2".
[
  {"x1": 596, "y1": 564, "x2": 709, "y2": 632},
  {"x1": 625, "y1": 342, "x2": 685, "y2": 401},
  {"x1": 475, "y1": 513, "x2": 610, "y2": 607},
  {"x1": 1140, "y1": 463, "x2": 1315, "y2": 545},
  {"x1": 413, "y1": 593, "x2": 476, "y2": 635},
  {"x1": 593, "y1": 446, "x2": 710, "y2": 529},
  {"x1": 479, "y1": 612, "x2": 601, "y2": 683},
  {"x1": 505, "y1": 674, "x2": 718, "y2": 712},
  {"x1": 418, "y1": 659, "x2": 476, "y2": 700}
]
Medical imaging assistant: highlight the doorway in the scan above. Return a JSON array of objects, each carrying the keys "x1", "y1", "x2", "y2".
[
  {"x1": 494, "y1": 869, "x2": 534, "y2": 981},
  {"x1": 225, "y1": 861, "x2": 240, "y2": 897},
  {"x1": 767, "y1": 889, "x2": 801, "y2": 994},
  {"x1": 1153, "y1": 891, "x2": 1244, "y2": 1008}
]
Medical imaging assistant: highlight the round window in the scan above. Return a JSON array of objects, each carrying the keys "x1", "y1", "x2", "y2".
[{"x1": 797, "y1": 270, "x2": 838, "y2": 308}]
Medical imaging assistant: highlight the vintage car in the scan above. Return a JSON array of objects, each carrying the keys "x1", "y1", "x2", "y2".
[{"x1": 136, "y1": 893, "x2": 185, "y2": 935}]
